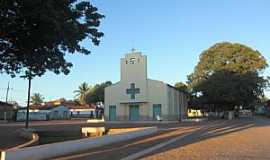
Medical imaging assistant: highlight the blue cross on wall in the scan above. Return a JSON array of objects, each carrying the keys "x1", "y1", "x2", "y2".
[{"x1": 126, "y1": 83, "x2": 140, "y2": 99}]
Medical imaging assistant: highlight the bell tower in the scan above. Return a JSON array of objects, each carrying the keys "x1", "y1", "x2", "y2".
[
  {"x1": 120, "y1": 49, "x2": 148, "y2": 102},
  {"x1": 120, "y1": 49, "x2": 147, "y2": 82}
]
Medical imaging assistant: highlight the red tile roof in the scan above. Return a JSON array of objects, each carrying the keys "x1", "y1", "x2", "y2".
[{"x1": 29, "y1": 99, "x2": 96, "y2": 110}]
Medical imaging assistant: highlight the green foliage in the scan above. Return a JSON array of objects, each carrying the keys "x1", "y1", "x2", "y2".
[
  {"x1": 85, "y1": 81, "x2": 112, "y2": 103},
  {"x1": 260, "y1": 95, "x2": 269, "y2": 104},
  {"x1": 195, "y1": 71, "x2": 268, "y2": 110},
  {"x1": 188, "y1": 42, "x2": 269, "y2": 110},
  {"x1": 174, "y1": 82, "x2": 188, "y2": 92},
  {"x1": 74, "y1": 82, "x2": 91, "y2": 105},
  {"x1": 31, "y1": 93, "x2": 44, "y2": 105},
  {"x1": 0, "y1": 0, "x2": 104, "y2": 78}
]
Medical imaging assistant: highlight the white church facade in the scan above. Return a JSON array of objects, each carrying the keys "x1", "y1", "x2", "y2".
[{"x1": 105, "y1": 51, "x2": 188, "y2": 121}]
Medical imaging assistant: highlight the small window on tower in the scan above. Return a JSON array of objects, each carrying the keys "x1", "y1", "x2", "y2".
[{"x1": 129, "y1": 58, "x2": 137, "y2": 64}]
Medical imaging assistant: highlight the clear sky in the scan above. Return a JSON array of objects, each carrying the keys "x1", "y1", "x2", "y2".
[{"x1": 1, "y1": 0, "x2": 270, "y2": 105}]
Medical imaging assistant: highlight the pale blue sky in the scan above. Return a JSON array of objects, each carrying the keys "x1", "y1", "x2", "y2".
[{"x1": 1, "y1": 0, "x2": 270, "y2": 105}]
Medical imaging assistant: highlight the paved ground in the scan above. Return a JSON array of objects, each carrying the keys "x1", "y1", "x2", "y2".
[
  {"x1": 51, "y1": 117, "x2": 270, "y2": 160},
  {"x1": 0, "y1": 120, "x2": 86, "y2": 150},
  {"x1": 0, "y1": 119, "x2": 201, "y2": 150},
  {"x1": 52, "y1": 126, "x2": 201, "y2": 160},
  {"x1": 0, "y1": 125, "x2": 27, "y2": 150},
  {"x1": 1, "y1": 117, "x2": 270, "y2": 160},
  {"x1": 141, "y1": 117, "x2": 270, "y2": 160}
]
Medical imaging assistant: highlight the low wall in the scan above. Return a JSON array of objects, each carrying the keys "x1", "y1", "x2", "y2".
[
  {"x1": 16, "y1": 112, "x2": 47, "y2": 121},
  {"x1": 1, "y1": 127, "x2": 157, "y2": 160}
]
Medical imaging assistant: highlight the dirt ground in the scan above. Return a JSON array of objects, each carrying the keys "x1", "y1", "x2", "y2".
[
  {"x1": 0, "y1": 119, "x2": 201, "y2": 150},
  {"x1": 142, "y1": 117, "x2": 270, "y2": 160},
  {"x1": 1, "y1": 117, "x2": 270, "y2": 160},
  {"x1": 50, "y1": 117, "x2": 270, "y2": 160}
]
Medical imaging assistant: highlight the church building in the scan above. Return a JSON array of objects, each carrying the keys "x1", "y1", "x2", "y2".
[{"x1": 105, "y1": 50, "x2": 188, "y2": 121}]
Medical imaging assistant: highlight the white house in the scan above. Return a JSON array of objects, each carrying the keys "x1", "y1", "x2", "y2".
[
  {"x1": 105, "y1": 50, "x2": 188, "y2": 121},
  {"x1": 56, "y1": 100, "x2": 101, "y2": 118},
  {"x1": 68, "y1": 104, "x2": 97, "y2": 118},
  {"x1": 16, "y1": 105, "x2": 70, "y2": 121}
]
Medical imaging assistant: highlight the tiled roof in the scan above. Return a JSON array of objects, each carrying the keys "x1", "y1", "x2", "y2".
[
  {"x1": 0, "y1": 101, "x2": 14, "y2": 110},
  {"x1": 0, "y1": 101, "x2": 13, "y2": 106},
  {"x1": 29, "y1": 105, "x2": 58, "y2": 110},
  {"x1": 28, "y1": 99, "x2": 96, "y2": 110},
  {"x1": 63, "y1": 102, "x2": 96, "y2": 109}
]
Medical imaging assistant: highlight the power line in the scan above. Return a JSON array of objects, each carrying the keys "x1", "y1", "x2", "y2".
[
  {"x1": 0, "y1": 81, "x2": 14, "y2": 102},
  {"x1": 0, "y1": 88, "x2": 24, "y2": 92}
]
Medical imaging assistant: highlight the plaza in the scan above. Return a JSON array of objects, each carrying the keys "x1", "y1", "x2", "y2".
[{"x1": 1, "y1": 117, "x2": 270, "y2": 160}]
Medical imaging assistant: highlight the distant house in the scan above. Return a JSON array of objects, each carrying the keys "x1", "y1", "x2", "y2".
[
  {"x1": 16, "y1": 105, "x2": 70, "y2": 121},
  {"x1": 63, "y1": 100, "x2": 104, "y2": 119},
  {"x1": 65, "y1": 102, "x2": 96, "y2": 118},
  {"x1": 16, "y1": 98, "x2": 104, "y2": 121},
  {"x1": 0, "y1": 101, "x2": 17, "y2": 121},
  {"x1": 44, "y1": 98, "x2": 104, "y2": 119}
]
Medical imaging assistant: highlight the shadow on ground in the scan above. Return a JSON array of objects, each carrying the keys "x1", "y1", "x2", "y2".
[{"x1": 139, "y1": 117, "x2": 270, "y2": 159}]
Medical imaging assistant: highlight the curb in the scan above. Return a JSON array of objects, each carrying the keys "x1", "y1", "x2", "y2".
[
  {"x1": 1, "y1": 127, "x2": 157, "y2": 160},
  {"x1": 7, "y1": 133, "x2": 39, "y2": 151},
  {"x1": 1, "y1": 129, "x2": 39, "y2": 160},
  {"x1": 106, "y1": 121, "x2": 180, "y2": 124}
]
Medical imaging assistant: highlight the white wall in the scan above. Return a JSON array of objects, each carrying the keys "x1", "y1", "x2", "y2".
[
  {"x1": 16, "y1": 105, "x2": 71, "y2": 121},
  {"x1": 16, "y1": 112, "x2": 47, "y2": 121},
  {"x1": 166, "y1": 86, "x2": 188, "y2": 120},
  {"x1": 49, "y1": 105, "x2": 70, "y2": 120},
  {"x1": 147, "y1": 79, "x2": 168, "y2": 118}
]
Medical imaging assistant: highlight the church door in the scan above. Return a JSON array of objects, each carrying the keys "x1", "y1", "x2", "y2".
[
  {"x1": 129, "y1": 105, "x2": 139, "y2": 121},
  {"x1": 153, "y1": 104, "x2": 162, "y2": 120},
  {"x1": 109, "y1": 105, "x2": 116, "y2": 121}
]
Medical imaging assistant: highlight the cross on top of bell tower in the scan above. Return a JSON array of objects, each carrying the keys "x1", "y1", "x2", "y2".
[{"x1": 131, "y1": 48, "x2": 136, "y2": 53}]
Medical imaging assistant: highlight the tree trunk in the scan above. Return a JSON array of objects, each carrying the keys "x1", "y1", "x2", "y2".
[{"x1": 25, "y1": 77, "x2": 32, "y2": 129}]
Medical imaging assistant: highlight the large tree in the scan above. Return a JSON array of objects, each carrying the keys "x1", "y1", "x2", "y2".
[
  {"x1": 188, "y1": 42, "x2": 268, "y2": 111},
  {"x1": 0, "y1": 0, "x2": 104, "y2": 128},
  {"x1": 86, "y1": 81, "x2": 112, "y2": 103},
  {"x1": 174, "y1": 82, "x2": 188, "y2": 92}
]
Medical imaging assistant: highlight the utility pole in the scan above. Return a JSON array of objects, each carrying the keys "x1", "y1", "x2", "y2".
[
  {"x1": 4, "y1": 81, "x2": 11, "y2": 122},
  {"x1": 25, "y1": 73, "x2": 32, "y2": 129},
  {"x1": 5, "y1": 81, "x2": 10, "y2": 103}
]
